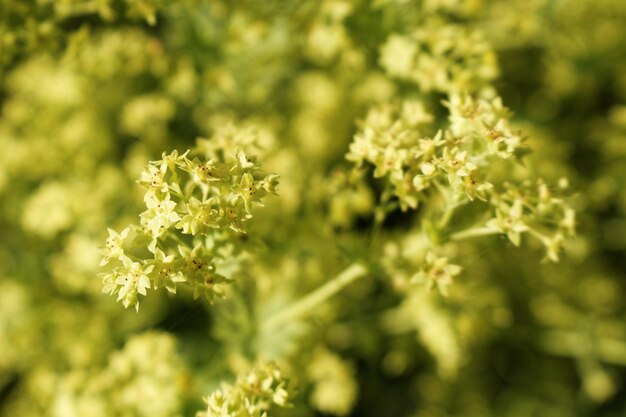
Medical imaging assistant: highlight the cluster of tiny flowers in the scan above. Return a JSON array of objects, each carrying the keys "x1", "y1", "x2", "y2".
[
  {"x1": 347, "y1": 95, "x2": 519, "y2": 210},
  {"x1": 347, "y1": 99, "x2": 437, "y2": 211},
  {"x1": 197, "y1": 363, "x2": 291, "y2": 417},
  {"x1": 446, "y1": 93, "x2": 528, "y2": 160},
  {"x1": 382, "y1": 238, "x2": 462, "y2": 297},
  {"x1": 99, "y1": 136, "x2": 278, "y2": 311},
  {"x1": 37, "y1": 332, "x2": 187, "y2": 417},
  {"x1": 347, "y1": 94, "x2": 573, "y2": 240},
  {"x1": 349, "y1": 92, "x2": 575, "y2": 293},
  {"x1": 485, "y1": 179, "x2": 576, "y2": 261},
  {"x1": 379, "y1": 21, "x2": 498, "y2": 93},
  {"x1": 1, "y1": 0, "x2": 167, "y2": 72}
]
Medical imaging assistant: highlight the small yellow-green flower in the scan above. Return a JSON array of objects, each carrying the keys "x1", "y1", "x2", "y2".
[
  {"x1": 100, "y1": 227, "x2": 129, "y2": 266},
  {"x1": 411, "y1": 251, "x2": 462, "y2": 295}
]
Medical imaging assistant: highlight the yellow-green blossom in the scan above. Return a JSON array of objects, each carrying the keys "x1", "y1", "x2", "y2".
[
  {"x1": 411, "y1": 251, "x2": 463, "y2": 295},
  {"x1": 100, "y1": 227, "x2": 130, "y2": 266},
  {"x1": 197, "y1": 363, "x2": 291, "y2": 417},
  {"x1": 101, "y1": 256, "x2": 154, "y2": 312},
  {"x1": 99, "y1": 132, "x2": 277, "y2": 311}
]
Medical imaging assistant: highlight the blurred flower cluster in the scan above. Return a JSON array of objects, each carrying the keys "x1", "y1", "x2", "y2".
[{"x1": 1, "y1": 0, "x2": 625, "y2": 416}]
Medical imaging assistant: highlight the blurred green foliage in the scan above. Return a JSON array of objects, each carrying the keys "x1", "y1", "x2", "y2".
[{"x1": 1, "y1": 0, "x2": 626, "y2": 416}]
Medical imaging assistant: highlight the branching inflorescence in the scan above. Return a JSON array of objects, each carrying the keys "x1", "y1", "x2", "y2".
[
  {"x1": 99, "y1": 130, "x2": 278, "y2": 311},
  {"x1": 348, "y1": 92, "x2": 575, "y2": 280}
]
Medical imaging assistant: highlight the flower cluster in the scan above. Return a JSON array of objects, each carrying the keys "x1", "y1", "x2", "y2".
[
  {"x1": 347, "y1": 96, "x2": 512, "y2": 211},
  {"x1": 348, "y1": 89, "x2": 576, "y2": 305},
  {"x1": 0, "y1": 0, "x2": 167, "y2": 76},
  {"x1": 99, "y1": 132, "x2": 278, "y2": 311},
  {"x1": 382, "y1": 234, "x2": 462, "y2": 296},
  {"x1": 379, "y1": 21, "x2": 498, "y2": 93},
  {"x1": 348, "y1": 92, "x2": 574, "y2": 261},
  {"x1": 346, "y1": 99, "x2": 437, "y2": 211},
  {"x1": 197, "y1": 362, "x2": 291, "y2": 417},
  {"x1": 446, "y1": 93, "x2": 528, "y2": 160},
  {"x1": 50, "y1": 332, "x2": 187, "y2": 417},
  {"x1": 484, "y1": 179, "x2": 576, "y2": 261}
]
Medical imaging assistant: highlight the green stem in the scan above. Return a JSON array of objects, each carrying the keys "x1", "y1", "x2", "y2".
[
  {"x1": 439, "y1": 206, "x2": 455, "y2": 229},
  {"x1": 527, "y1": 227, "x2": 549, "y2": 244},
  {"x1": 370, "y1": 207, "x2": 386, "y2": 248},
  {"x1": 434, "y1": 182, "x2": 467, "y2": 229},
  {"x1": 167, "y1": 230, "x2": 189, "y2": 248},
  {"x1": 450, "y1": 226, "x2": 499, "y2": 241},
  {"x1": 262, "y1": 263, "x2": 368, "y2": 332},
  {"x1": 438, "y1": 199, "x2": 466, "y2": 229},
  {"x1": 369, "y1": 187, "x2": 394, "y2": 248}
]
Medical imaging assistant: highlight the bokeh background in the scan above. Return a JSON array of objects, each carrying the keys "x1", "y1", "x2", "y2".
[{"x1": 1, "y1": 0, "x2": 626, "y2": 416}]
